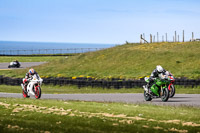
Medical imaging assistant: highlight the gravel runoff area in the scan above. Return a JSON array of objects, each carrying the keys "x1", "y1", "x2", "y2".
[
  {"x1": 0, "y1": 93, "x2": 200, "y2": 107},
  {"x1": 0, "y1": 62, "x2": 47, "y2": 70}
]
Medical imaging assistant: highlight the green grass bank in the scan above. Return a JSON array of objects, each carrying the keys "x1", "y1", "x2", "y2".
[{"x1": 0, "y1": 42, "x2": 200, "y2": 79}]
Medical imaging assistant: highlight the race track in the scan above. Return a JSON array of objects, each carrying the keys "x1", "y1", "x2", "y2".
[
  {"x1": 0, "y1": 93, "x2": 200, "y2": 107},
  {"x1": 0, "y1": 62, "x2": 46, "y2": 70}
]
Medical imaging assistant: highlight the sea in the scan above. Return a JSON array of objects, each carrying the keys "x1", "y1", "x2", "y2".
[{"x1": 0, "y1": 41, "x2": 115, "y2": 55}]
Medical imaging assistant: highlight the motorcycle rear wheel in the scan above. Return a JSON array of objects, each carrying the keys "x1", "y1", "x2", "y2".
[
  {"x1": 169, "y1": 85, "x2": 175, "y2": 98},
  {"x1": 22, "y1": 90, "x2": 30, "y2": 98},
  {"x1": 161, "y1": 88, "x2": 169, "y2": 102},
  {"x1": 144, "y1": 91, "x2": 152, "y2": 101},
  {"x1": 35, "y1": 86, "x2": 41, "y2": 99}
]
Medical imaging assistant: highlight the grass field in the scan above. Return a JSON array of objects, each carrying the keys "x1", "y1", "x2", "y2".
[
  {"x1": 0, "y1": 84, "x2": 200, "y2": 94},
  {"x1": 0, "y1": 56, "x2": 64, "y2": 63},
  {"x1": 0, "y1": 98, "x2": 199, "y2": 133},
  {"x1": 0, "y1": 42, "x2": 200, "y2": 79}
]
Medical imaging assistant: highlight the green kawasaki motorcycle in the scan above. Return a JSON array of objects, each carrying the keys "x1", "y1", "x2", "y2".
[{"x1": 143, "y1": 75, "x2": 170, "y2": 102}]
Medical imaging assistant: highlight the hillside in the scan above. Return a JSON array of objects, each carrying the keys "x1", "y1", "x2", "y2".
[{"x1": 2, "y1": 42, "x2": 200, "y2": 79}]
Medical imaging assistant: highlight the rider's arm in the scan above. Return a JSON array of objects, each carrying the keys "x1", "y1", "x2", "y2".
[
  {"x1": 150, "y1": 69, "x2": 157, "y2": 78},
  {"x1": 25, "y1": 73, "x2": 29, "y2": 79},
  {"x1": 34, "y1": 72, "x2": 40, "y2": 79},
  {"x1": 23, "y1": 73, "x2": 30, "y2": 83},
  {"x1": 163, "y1": 69, "x2": 166, "y2": 73}
]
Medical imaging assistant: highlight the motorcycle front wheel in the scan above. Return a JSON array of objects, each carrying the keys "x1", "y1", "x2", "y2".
[
  {"x1": 161, "y1": 88, "x2": 169, "y2": 102},
  {"x1": 144, "y1": 91, "x2": 152, "y2": 101},
  {"x1": 35, "y1": 86, "x2": 41, "y2": 99}
]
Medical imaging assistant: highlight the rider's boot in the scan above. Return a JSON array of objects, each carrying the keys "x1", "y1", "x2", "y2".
[
  {"x1": 146, "y1": 83, "x2": 153, "y2": 94},
  {"x1": 147, "y1": 78, "x2": 154, "y2": 93},
  {"x1": 143, "y1": 85, "x2": 148, "y2": 92}
]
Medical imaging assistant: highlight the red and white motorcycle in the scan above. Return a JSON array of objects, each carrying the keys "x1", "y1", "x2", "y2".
[{"x1": 21, "y1": 74, "x2": 43, "y2": 99}]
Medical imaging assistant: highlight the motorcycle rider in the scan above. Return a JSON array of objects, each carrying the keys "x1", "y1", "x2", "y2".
[
  {"x1": 146, "y1": 65, "x2": 166, "y2": 95},
  {"x1": 23, "y1": 68, "x2": 39, "y2": 92}
]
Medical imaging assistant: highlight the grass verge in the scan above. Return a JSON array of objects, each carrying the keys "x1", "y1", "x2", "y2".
[
  {"x1": 0, "y1": 85, "x2": 200, "y2": 94},
  {"x1": 0, "y1": 98, "x2": 199, "y2": 133}
]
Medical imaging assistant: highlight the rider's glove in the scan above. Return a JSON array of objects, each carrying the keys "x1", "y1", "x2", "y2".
[{"x1": 23, "y1": 79, "x2": 27, "y2": 84}]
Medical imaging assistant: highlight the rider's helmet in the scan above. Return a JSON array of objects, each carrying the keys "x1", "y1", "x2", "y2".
[
  {"x1": 156, "y1": 65, "x2": 164, "y2": 73},
  {"x1": 29, "y1": 68, "x2": 35, "y2": 75},
  {"x1": 165, "y1": 71, "x2": 170, "y2": 76}
]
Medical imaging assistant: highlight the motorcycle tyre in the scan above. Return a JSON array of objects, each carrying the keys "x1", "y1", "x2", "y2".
[
  {"x1": 144, "y1": 91, "x2": 152, "y2": 101},
  {"x1": 161, "y1": 88, "x2": 169, "y2": 102},
  {"x1": 35, "y1": 86, "x2": 41, "y2": 99},
  {"x1": 169, "y1": 85, "x2": 175, "y2": 98},
  {"x1": 22, "y1": 90, "x2": 30, "y2": 98}
]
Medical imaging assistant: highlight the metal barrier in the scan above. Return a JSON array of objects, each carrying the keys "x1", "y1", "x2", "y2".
[
  {"x1": 0, "y1": 75, "x2": 200, "y2": 89},
  {"x1": 0, "y1": 48, "x2": 104, "y2": 55}
]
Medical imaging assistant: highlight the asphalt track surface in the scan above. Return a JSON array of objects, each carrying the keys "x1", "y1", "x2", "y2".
[
  {"x1": 0, "y1": 62, "x2": 46, "y2": 70},
  {"x1": 0, "y1": 93, "x2": 199, "y2": 107}
]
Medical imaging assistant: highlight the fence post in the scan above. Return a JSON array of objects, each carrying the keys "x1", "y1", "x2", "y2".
[
  {"x1": 150, "y1": 34, "x2": 152, "y2": 43},
  {"x1": 175, "y1": 31, "x2": 177, "y2": 42},
  {"x1": 157, "y1": 32, "x2": 159, "y2": 42},
  {"x1": 140, "y1": 34, "x2": 143, "y2": 44},
  {"x1": 192, "y1": 32, "x2": 194, "y2": 41},
  {"x1": 166, "y1": 33, "x2": 167, "y2": 42},
  {"x1": 183, "y1": 30, "x2": 185, "y2": 42},
  {"x1": 178, "y1": 35, "x2": 179, "y2": 42}
]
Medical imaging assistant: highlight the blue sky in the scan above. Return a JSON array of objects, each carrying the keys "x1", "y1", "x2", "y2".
[{"x1": 0, "y1": 0, "x2": 200, "y2": 44}]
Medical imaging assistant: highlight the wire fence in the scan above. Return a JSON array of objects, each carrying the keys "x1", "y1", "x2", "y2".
[
  {"x1": 0, "y1": 48, "x2": 104, "y2": 56},
  {"x1": 140, "y1": 31, "x2": 199, "y2": 44}
]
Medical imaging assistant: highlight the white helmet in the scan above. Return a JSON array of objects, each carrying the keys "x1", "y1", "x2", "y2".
[{"x1": 156, "y1": 65, "x2": 164, "y2": 73}]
